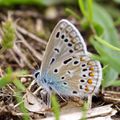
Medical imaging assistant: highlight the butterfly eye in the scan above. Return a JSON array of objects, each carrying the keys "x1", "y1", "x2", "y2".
[{"x1": 34, "y1": 71, "x2": 40, "y2": 78}]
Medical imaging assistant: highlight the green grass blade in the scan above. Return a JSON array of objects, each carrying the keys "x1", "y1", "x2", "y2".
[
  {"x1": 13, "y1": 79, "x2": 26, "y2": 91},
  {"x1": 65, "y1": 8, "x2": 81, "y2": 20},
  {"x1": 78, "y1": 0, "x2": 88, "y2": 18},
  {"x1": 15, "y1": 91, "x2": 30, "y2": 120},
  {"x1": 88, "y1": 0, "x2": 93, "y2": 23},
  {"x1": 51, "y1": 95, "x2": 60, "y2": 120},
  {"x1": 95, "y1": 36, "x2": 120, "y2": 52},
  {"x1": 110, "y1": 80, "x2": 120, "y2": 86}
]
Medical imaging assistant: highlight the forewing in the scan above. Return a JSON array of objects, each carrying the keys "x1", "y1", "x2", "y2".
[{"x1": 41, "y1": 19, "x2": 87, "y2": 76}]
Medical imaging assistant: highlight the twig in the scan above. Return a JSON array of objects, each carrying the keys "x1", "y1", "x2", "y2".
[
  {"x1": 9, "y1": 50, "x2": 24, "y2": 67},
  {"x1": 12, "y1": 44, "x2": 34, "y2": 69},
  {"x1": 103, "y1": 91, "x2": 120, "y2": 103},
  {"x1": 16, "y1": 25, "x2": 47, "y2": 47},
  {"x1": 16, "y1": 31, "x2": 43, "y2": 62}
]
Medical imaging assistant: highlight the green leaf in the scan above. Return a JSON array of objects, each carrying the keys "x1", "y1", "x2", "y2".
[
  {"x1": 110, "y1": 80, "x2": 120, "y2": 86},
  {"x1": 78, "y1": 0, "x2": 93, "y2": 23},
  {"x1": 0, "y1": 67, "x2": 13, "y2": 88},
  {"x1": 91, "y1": 39, "x2": 120, "y2": 87},
  {"x1": 102, "y1": 66, "x2": 118, "y2": 87},
  {"x1": 13, "y1": 79, "x2": 26, "y2": 91},
  {"x1": 90, "y1": 3, "x2": 120, "y2": 87},
  {"x1": 0, "y1": 74, "x2": 12, "y2": 88},
  {"x1": 114, "y1": 0, "x2": 120, "y2": 4},
  {"x1": 93, "y1": 22, "x2": 104, "y2": 36}
]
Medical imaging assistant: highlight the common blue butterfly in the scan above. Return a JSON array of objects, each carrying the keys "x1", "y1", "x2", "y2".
[{"x1": 33, "y1": 19, "x2": 102, "y2": 106}]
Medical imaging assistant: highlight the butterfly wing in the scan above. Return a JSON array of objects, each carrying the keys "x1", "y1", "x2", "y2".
[
  {"x1": 40, "y1": 19, "x2": 102, "y2": 98},
  {"x1": 47, "y1": 55, "x2": 102, "y2": 97},
  {"x1": 41, "y1": 19, "x2": 87, "y2": 77}
]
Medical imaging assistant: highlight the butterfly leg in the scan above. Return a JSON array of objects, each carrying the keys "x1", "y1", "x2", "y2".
[{"x1": 46, "y1": 91, "x2": 52, "y2": 108}]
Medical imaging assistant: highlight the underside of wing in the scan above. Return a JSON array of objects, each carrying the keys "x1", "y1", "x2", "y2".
[
  {"x1": 41, "y1": 19, "x2": 87, "y2": 76},
  {"x1": 47, "y1": 55, "x2": 102, "y2": 98}
]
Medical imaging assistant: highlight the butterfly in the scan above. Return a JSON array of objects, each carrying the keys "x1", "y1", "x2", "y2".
[{"x1": 33, "y1": 19, "x2": 102, "y2": 106}]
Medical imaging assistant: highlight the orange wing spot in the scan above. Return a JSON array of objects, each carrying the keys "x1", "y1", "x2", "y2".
[
  {"x1": 80, "y1": 57, "x2": 84, "y2": 61},
  {"x1": 85, "y1": 86, "x2": 89, "y2": 92},
  {"x1": 89, "y1": 72, "x2": 94, "y2": 77},
  {"x1": 87, "y1": 61, "x2": 93, "y2": 65},
  {"x1": 87, "y1": 79, "x2": 93, "y2": 84},
  {"x1": 89, "y1": 67, "x2": 94, "y2": 71}
]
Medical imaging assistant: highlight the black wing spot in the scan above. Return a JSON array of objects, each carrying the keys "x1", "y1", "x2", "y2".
[
  {"x1": 80, "y1": 79, "x2": 85, "y2": 82},
  {"x1": 54, "y1": 69, "x2": 58, "y2": 73},
  {"x1": 63, "y1": 58, "x2": 72, "y2": 64},
  {"x1": 54, "y1": 48, "x2": 59, "y2": 53},
  {"x1": 83, "y1": 74, "x2": 86, "y2": 77},
  {"x1": 49, "y1": 86, "x2": 52, "y2": 90},
  {"x1": 67, "y1": 71, "x2": 71, "y2": 74},
  {"x1": 50, "y1": 58, "x2": 55, "y2": 65},
  {"x1": 61, "y1": 34, "x2": 65, "y2": 39},
  {"x1": 82, "y1": 64, "x2": 86, "y2": 67},
  {"x1": 69, "y1": 49, "x2": 73, "y2": 53},
  {"x1": 80, "y1": 85, "x2": 83, "y2": 89},
  {"x1": 82, "y1": 68, "x2": 87, "y2": 71},
  {"x1": 61, "y1": 76, "x2": 65, "y2": 79},
  {"x1": 34, "y1": 72, "x2": 40, "y2": 78},
  {"x1": 74, "y1": 61, "x2": 79, "y2": 65},
  {"x1": 63, "y1": 82, "x2": 67, "y2": 85},
  {"x1": 68, "y1": 43, "x2": 72, "y2": 47},
  {"x1": 56, "y1": 32, "x2": 60, "y2": 38},
  {"x1": 43, "y1": 78, "x2": 47, "y2": 83},
  {"x1": 73, "y1": 91, "x2": 78, "y2": 94},
  {"x1": 64, "y1": 38, "x2": 68, "y2": 42}
]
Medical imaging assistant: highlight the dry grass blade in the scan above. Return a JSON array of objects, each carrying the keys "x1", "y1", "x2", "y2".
[
  {"x1": 16, "y1": 25, "x2": 47, "y2": 47},
  {"x1": 103, "y1": 91, "x2": 120, "y2": 103},
  {"x1": 16, "y1": 31, "x2": 43, "y2": 62},
  {"x1": 41, "y1": 104, "x2": 117, "y2": 120}
]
